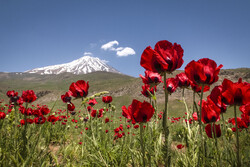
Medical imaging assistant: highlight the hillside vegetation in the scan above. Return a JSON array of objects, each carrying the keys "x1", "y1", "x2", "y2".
[{"x1": 0, "y1": 68, "x2": 249, "y2": 117}]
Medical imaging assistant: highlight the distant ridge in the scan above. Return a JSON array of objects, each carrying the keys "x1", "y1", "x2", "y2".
[{"x1": 25, "y1": 56, "x2": 120, "y2": 75}]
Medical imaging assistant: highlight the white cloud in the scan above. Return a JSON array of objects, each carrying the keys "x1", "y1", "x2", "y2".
[
  {"x1": 116, "y1": 47, "x2": 136, "y2": 57},
  {"x1": 101, "y1": 40, "x2": 119, "y2": 51},
  {"x1": 101, "y1": 40, "x2": 136, "y2": 57},
  {"x1": 84, "y1": 52, "x2": 93, "y2": 56}
]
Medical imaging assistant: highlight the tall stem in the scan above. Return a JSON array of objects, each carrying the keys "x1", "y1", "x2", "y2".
[
  {"x1": 198, "y1": 85, "x2": 204, "y2": 166},
  {"x1": 193, "y1": 91, "x2": 196, "y2": 114},
  {"x1": 234, "y1": 105, "x2": 241, "y2": 167},
  {"x1": 140, "y1": 123, "x2": 146, "y2": 167},
  {"x1": 163, "y1": 72, "x2": 170, "y2": 166},
  {"x1": 182, "y1": 88, "x2": 190, "y2": 148}
]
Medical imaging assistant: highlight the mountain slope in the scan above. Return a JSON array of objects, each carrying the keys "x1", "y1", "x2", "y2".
[
  {"x1": 25, "y1": 56, "x2": 120, "y2": 75},
  {"x1": 0, "y1": 68, "x2": 249, "y2": 116}
]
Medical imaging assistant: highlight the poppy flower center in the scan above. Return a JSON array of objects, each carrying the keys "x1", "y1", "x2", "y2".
[
  {"x1": 154, "y1": 77, "x2": 159, "y2": 83},
  {"x1": 234, "y1": 88, "x2": 243, "y2": 105},
  {"x1": 142, "y1": 115, "x2": 148, "y2": 122},
  {"x1": 194, "y1": 74, "x2": 200, "y2": 83},
  {"x1": 205, "y1": 73, "x2": 211, "y2": 83},
  {"x1": 65, "y1": 96, "x2": 71, "y2": 102},
  {"x1": 167, "y1": 86, "x2": 173, "y2": 93},
  {"x1": 153, "y1": 61, "x2": 163, "y2": 73}
]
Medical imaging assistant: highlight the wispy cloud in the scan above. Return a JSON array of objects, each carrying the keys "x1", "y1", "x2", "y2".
[{"x1": 101, "y1": 40, "x2": 136, "y2": 57}]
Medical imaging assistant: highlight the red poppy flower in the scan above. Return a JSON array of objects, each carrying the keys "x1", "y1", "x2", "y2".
[
  {"x1": 7, "y1": 91, "x2": 22, "y2": 105},
  {"x1": 134, "y1": 125, "x2": 139, "y2": 129},
  {"x1": 98, "y1": 109, "x2": 104, "y2": 118},
  {"x1": 26, "y1": 118, "x2": 34, "y2": 124},
  {"x1": 139, "y1": 70, "x2": 162, "y2": 86},
  {"x1": 102, "y1": 96, "x2": 113, "y2": 103},
  {"x1": 20, "y1": 107, "x2": 33, "y2": 116},
  {"x1": 201, "y1": 99, "x2": 221, "y2": 124},
  {"x1": 241, "y1": 113, "x2": 249, "y2": 127},
  {"x1": 34, "y1": 116, "x2": 46, "y2": 124},
  {"x1": 192, "y1": 112, "x2": 198, "y2": 121},
  {"x1": 177, "y1": 144, "x2": 185, "y2": 149},
  {"x1": 67, "y1": 103, "x2": 75, "y2": 111},
  {"x1": 15, "y1": 96, "x2": 23, "y2": 105},
  {"x1": 208, "y1": 85, "x2": 227, "y2": 113},
  {"x1": 105, "y1": 117, "x2": 109, "y2": 123},
  {"x1": 230, "y1": 117, "x2": 248, "y2": 129},
  {"x1": 21, "y1": 90, "x2": 37, "y2": 103},
  {"x1": 91, "y1": 109, "x2": 97, "y2": 118},
  {"x1": 240, "y1": 103, "x2": 250, "y2": 116},
  {"x1": 69, "y1": 80, "x2": 89, "y2": 98},
  {"x1": 40, "y1": 105, "x2": 51, "y2": 115},
  {"x1": 140, "y1": 40, "x2": 184, "y2": 74},
  {"x1": 141, "y1": 84, "x2": 156, "y2": 98},
  {"x1": 87, "y1": 106, "x2": 92, "y2": 112},
  {"x1": 61, "y1": 91, "x2": 72, "y2": 103},
  {"x1": 0, "y1": 112, "x2": 6, "y2": 119},
  {"x1": 20, "y1": 119, "x2": 25, "y2": 126},
  {"x1": 122, "y1": 99, "x2": 155, "y2": 123},
  {"x1": 175, "y1": 72, "x2": 191, "y2": 88},
  {"x1": 88, "y1": 99, "x2": 98, "y2": 106},
  {"x1": 221, "y1": 78, "x2": 250, "y2": 106},
  {"x1": 163, "y1": 78, "x2": 178, "y2": 94},
  {"x1": 185, "y1": 58, "x2": 223, "y2": 86},
  {"x1": 205, "y1": 124, "x2": 221, "y2": 138},
  {"x1": 7, "y1": 90, "x2": 18, "y2": 98},
  {"x1": 47, "y1": 115, "x2": 59, "y2": 123},
  {"x1": 158, "y1": 114, "x2": 162, "y2": 120}
]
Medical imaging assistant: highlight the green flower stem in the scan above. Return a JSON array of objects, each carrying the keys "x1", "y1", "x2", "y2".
[
  {"x1": 193, "y1": 91, "x2": 196, "y2": 114},
  {"x1": 182, "y1": 88, "x2": 190, "y2": 148},
  {"x1": 198, "y1": 85, "x2": 204, "y2": 167},
  {"x1": 163, "y1": 72, "x2": 170, "y2": 167},
  {"x1": 234, "y1": 105, "x2": 241, "y2": 167},
  {"x1": 221, "y1": 113, "x2": 225, "y2": 134},
  {"x1": 66, "y1": 106, "x2": 69, "y2": 118},
  {"x1": 140, "y1": 123, "x2": 146, "y2": 167}
]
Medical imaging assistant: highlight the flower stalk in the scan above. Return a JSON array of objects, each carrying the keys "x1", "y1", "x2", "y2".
[
  {"x1": 234, "y1": 105, "x2": 241, "y2": 167},
  {"x1": 198, "y1": 85, "x2": 205, "y2": 166},
  {"x1": 163, "y1": 72, "x2": 170, "y2": 166}
]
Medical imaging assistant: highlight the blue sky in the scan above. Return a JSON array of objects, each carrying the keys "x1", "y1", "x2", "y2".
[{"x1": 0, "y1": 0, "x2": 250, "y2": 77}]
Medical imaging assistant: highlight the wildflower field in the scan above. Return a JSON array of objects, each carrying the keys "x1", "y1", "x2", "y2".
[{"x1": 0, "y1": 40, "x2": 249, "y2": 167}]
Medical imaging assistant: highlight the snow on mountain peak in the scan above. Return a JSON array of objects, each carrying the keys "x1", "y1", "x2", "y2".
[{"x1": 25, "y1": 56, "x2": 120, "y2": 75}]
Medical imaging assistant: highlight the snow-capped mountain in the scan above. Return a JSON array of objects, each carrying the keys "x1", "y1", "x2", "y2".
[{"x1": 25, "y1": 56, "x2": 120, "y2": 75}]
